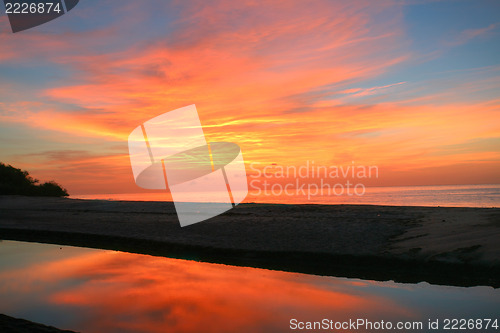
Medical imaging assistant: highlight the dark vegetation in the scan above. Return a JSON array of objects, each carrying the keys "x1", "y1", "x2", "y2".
[
  {"x1": 0, "y1": 163, "x2": 68, "y2": 197},
  {"x1": 0, "y1": 314, "x2": 78, "y2": 332}
]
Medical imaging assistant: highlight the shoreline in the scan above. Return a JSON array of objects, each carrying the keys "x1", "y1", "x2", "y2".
[{"x1": 0, "y1": 195, "x2": 499, "y2": 287}]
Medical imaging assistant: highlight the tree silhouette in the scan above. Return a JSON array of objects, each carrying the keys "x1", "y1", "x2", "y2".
[{"x1": 0, "y1": 163, "x2": 68, "y2": 197}]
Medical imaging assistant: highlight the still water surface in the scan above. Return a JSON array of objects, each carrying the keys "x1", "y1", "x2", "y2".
[
  {"x1": 0, "y1": 240, "x2": 499, "y2": 332},
  {"x1": 73, "y1": 184, "x2": 500, "y2": 208}
]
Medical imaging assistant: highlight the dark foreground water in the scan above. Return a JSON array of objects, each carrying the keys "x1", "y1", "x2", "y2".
[{"x1": 0, "y1": 240, "x2": 499, "y2": 333}]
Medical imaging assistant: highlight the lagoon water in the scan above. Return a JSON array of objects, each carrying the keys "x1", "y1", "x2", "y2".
[{"x1": 0, "y1": 240, "x2": 499, "y2": 332}]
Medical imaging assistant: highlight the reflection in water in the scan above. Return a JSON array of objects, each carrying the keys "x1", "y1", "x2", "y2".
[{"x1": 0, "y1": 240, "x2": 499, "y2": 332}]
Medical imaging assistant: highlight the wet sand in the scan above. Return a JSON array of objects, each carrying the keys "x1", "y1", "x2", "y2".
[{"x1": 0, "y1": 195, "x2": 499, "y2": 287}]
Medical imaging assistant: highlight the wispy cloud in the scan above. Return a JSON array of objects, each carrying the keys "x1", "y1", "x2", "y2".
[
  {"x1": 1, "y1": 0, "x2": 499, "y2": 192},
  {"x1": 447, "y1": 22, "x2": 499, "y2": 47}
]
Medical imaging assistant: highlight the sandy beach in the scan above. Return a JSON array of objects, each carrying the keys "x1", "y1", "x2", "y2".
[{"x1": 0, "y1": 195, "x2": 499, "y2": 287}]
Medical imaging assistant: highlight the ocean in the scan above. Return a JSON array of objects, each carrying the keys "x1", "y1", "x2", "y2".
[{"x1": 72, "y1": 184, "x2": 500, "y2": 208}]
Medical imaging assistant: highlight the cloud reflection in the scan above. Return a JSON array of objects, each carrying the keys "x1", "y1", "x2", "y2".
[{"x1": 0, "y1": 242, "x2": 412, "y2": 333}]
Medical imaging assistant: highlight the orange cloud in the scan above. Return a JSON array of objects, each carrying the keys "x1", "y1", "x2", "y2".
[{"x1": 1, "y1": 0, "x2": 498, "y2": 194}]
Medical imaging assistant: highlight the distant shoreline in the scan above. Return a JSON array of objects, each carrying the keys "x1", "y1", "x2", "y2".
[
  {"x1": 70, "y1": 183, "x2": 500, "y2": 208},
  {"x1": 1, "y1": 195, "x2": 499, "y2": 287}
]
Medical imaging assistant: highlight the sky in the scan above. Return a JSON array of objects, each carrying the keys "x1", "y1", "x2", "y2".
[{"x1": 0, "y1": 0, "x2": 499, "y2": 196}]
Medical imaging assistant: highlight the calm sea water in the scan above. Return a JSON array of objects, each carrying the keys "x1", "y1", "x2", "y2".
[
  {"x1": 73, "y1": 184, "x2": 500, "y2": 208},
  {"x1": 0, "y1": 240, "x2": 499, "y2": 333}
]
